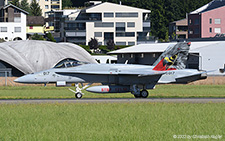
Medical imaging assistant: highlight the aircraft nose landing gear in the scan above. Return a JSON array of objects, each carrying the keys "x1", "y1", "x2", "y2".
[
  {"x1": 75, "y1": 92, "x2": 83, "y2": 99},
  {"x1": 69, "y1": 83, "x2": 92, "y2": 99}
]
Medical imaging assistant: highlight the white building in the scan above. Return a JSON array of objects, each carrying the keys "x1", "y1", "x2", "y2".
[
  {"x1": 0, "y1": 4, "x2": 28, "y2": 41},
  {"x1": 61, "y1": 2, "x2": 151, "y2": 45},
  {"x1": 4, "y1": 0, "x2": 62, "y2": 17},
  {"x1": 45, "y1": 9, "x2": 78, "y2": 32}
]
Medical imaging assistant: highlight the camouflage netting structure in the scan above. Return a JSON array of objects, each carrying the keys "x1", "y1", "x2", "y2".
[{"x1": 0, "y1": 40, "x2": 97, "y2": 74}]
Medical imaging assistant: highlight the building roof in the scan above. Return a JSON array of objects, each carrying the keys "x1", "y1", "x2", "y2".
[
  {"x1": 85, "y1": 2, "x2": 151, "y2": 13},
  {"x1": 108, "y1": 41, "x2": 222, "y2": 54},
  {"x1": 27, "y1": 16, "x2": 45, "y2": 26},
  {"x1": 0, "y1": 40, "x2": 97, "y2": 74},
  {"x1": 190, "y1": 0, "x2": 225, "y2": 14},
  {"x1": 2, "y1": 4, "x2": 29, "y2": 15},
  {"x1": 170, "y1": 18, "x2": 187, "y2": 26}
]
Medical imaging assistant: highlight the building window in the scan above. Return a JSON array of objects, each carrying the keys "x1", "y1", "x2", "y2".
[
  {"x1": 127, "y1": 22, "x2": 135, "y2": 27},
  {"x1": 104, "y1": 13, "x2": 114, "y2": 17},
  {"x1": 116, "y1": 32, "x2": 135, "y2": 37},
  {"x1": 0, "y1": 27, "x2": 7, "y2": 32},
  {"x1": 121, "y1": 54, "x2": 124, "y2": 58},
  {"x1": 94, "y1": 32, "x2": 102, "y2": 37},
  {"x1": 215, "y1": 19, "x2": 221, "y2": 24},
  {"x1": 14, "y1": 27, "x2": 21, "y2": 32},
  {"x1": 116, "y1": 22, "x2": 125, "y2": 31},
  {"x1": 130, "y1": 54, "x2": 133, "y2": 58},
  {"x1": 189, "y1": 19, "x2": 192, "y2": 25},
  {"x1": 140, "y1": 53, "x2": 144, "y2": 58},
  {"x1": 94, "y1": 22, "x2": 114, "y2": 27},
  {"x1": 116, "y1": 12, "x2": 138, "y2": 17},
  {"x1": 14, "y1": 17, "x2": 21, "y2": 22},
  {"x1": 194, "y1": 19, "x2": 199, "y2": 25},
  {"x1": 152, "y1": 54, "x2": 156, "y2": 58},
  {"x1": 51, "y1": 5, "x2": 60, "y2": 9},
  {"x1": 194, "y1": 28, "x2": 199, "y2": 34},
  {"x1": 209, "y1": 28, "x2": 212, "y2": 33},
  {"x1": 209, "y1": 18, "x2": 212, "y2": 24},
  {"x1": 128, "y1": 42, "x2": 135, "y2": 45},
  {"x1": 45, "y1": 5, "x2": 49, "y2": 9},
  {"x1": 14, "y1": 9, "x2": 20, "y2": 13},
  {"x1": 116, "y1": 42, "x2": 126, "y2": 45},
  {"x1": 215, "y1": 28, "x2": 221, "y2": 33}
]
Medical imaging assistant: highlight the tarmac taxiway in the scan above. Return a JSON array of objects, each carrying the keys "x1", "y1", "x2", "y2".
[{"x1": 0, "y1": 98, "x2": 224, "y2": 104}]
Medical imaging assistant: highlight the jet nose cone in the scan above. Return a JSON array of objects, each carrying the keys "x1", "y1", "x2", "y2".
[
  {"x1": 14, "y1": 74, "x2": 34, "y2": 83},
  {"x1": 14, "y1": 76, "x2": 27, "y2": 83},
  {"x1": 14, "y1": 78, "x2": 20, "y2": 83}
]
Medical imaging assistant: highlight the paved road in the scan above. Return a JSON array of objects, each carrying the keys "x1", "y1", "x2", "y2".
[{"x1": 0, "y1": 98, "x2": 225, "y2": 104}]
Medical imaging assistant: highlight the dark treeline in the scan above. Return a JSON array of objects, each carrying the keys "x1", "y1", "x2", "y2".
[{"x1": 69, "y1": 0, "x2": 212, "y2": 39}]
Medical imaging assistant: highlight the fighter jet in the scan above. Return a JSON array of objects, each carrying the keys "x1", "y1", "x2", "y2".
[{"x1": 14, "y1": 42, "x2": 207, "y2": 99}]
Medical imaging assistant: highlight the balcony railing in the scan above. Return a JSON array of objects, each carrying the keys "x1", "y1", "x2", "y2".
[
  {"x1": 137, "y1": 36, "x2": 155, "y2": 41},
  {"x1": 65, "y1": 16, "x2": 101, "y2": 22},
  {"x1": 64, "y1": 27, "x2": 86, "y2": 31}
]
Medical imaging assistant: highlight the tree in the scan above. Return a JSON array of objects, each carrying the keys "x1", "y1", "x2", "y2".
[
  {"x1": 106, "y1": 39, "x2": 115, "y2": 50},
  {"x1": 30, "y1": 0, "x2": 42, "y2": 16},
  {"x1": 20, "y1": 0, "x2": 31, "y2": 13},
  {"x1": 10, "y1": 0, "x2": 20, "y2": 7},
  {"x1": 88, "y1": 38, "x2": 99, "y2": 50},
  {"x1": 62, "y1": 0, "x2": 73, "y2": 9}
]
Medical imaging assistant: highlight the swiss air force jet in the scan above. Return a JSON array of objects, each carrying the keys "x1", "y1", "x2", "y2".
[{"x1": 14, "y1": 42, "x2": 207, "y2": 99}]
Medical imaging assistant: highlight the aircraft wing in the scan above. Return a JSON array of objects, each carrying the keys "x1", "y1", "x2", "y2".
[
  {"x1": 55, "y1": 70, "x2": 165, "y2": 77},
  {"x1": 55, "y1": 70, "x2": 165, "y2": 87}
]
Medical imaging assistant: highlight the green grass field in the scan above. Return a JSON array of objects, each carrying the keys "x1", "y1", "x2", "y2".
[
  {"x1": 0, "y1": 103, "x2": 224, "y2": 140},
  {"x1": 0, "y1": 84, "x2": 224, "y2": 99},
  {"x1": 0, "y1": 85, "x2": 224, "y2": 140}
]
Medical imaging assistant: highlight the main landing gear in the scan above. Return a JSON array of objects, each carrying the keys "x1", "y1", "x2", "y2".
[
  {"x1": 69, "y1": 83, "x2": 92, "y2": 99},
  {"x1": 131, "y1": 85, "x2": 149, "y2": 98}
]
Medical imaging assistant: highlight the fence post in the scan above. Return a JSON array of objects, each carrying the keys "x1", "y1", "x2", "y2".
[{"x1": 5, "y1": 71, "x2": 7, "y2": 86}]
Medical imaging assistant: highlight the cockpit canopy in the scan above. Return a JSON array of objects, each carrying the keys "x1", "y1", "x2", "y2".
[{"x1": 54, "y1": 59, "x2": 89, "y2": 68}]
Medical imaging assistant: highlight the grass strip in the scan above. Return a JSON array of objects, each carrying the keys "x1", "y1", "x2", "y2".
[
  {"x1": 0, "y1": 102, "x2": 224, "y2": 140},
  {"x1": 0, "y1": 85, "x2": 224, "y2": 99}
]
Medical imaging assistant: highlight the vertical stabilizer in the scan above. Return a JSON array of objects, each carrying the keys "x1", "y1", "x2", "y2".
[{"x1": 153, "y1": 42, "x2": 190, "y2": 71}]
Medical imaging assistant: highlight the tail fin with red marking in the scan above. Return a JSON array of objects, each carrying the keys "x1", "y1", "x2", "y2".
[
  {"x1": 153, "y1": 42, "x2": 190, "y2": 71},
  {"x1": 153, "y1": 55, "x2": 177, "y2": 71}
]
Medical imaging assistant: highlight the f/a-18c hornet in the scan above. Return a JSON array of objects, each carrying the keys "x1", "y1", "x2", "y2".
[{"x1": 14, "y1": 42, "x2": 207, "y2": 99}]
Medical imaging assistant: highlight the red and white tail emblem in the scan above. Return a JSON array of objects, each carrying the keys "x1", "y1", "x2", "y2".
[{"x1": 153, "y1": 55, "x2": 177, "y2": 71}]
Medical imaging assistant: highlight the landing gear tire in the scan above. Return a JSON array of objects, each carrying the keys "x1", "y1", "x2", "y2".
[
  {"x1": 134, "y1": 94, "x2": 141, "y2": 98},
  {"x1": 140, "y1": 90, "x2": 149, "y2": 98},
  {"x1": 75, "y1": 92, "x2": 82, "y2": 99}
]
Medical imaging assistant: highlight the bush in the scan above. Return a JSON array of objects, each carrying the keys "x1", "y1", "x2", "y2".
[
  {"x1": 0, "y1": 38, "x2": 6, "y2": 43},
  {"x1": 31, "y1": 33, "x2": 45, "y2": 40},
  {"x1": 46, "y1": 32, "x2": 56, "y2": 42}
]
